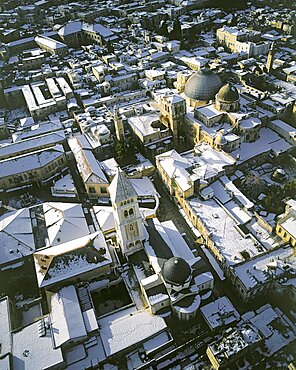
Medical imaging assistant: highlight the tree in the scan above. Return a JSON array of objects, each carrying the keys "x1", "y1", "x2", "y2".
[
  {"x1": 158, "y1": 20, "x2": 169, "y2": 37},
  {"x1": 263, "y1": 185, "x2": 285, "y2": 214},
  {"x1": 106, "y1": 40, "x2": 114, "y2": 54},
  {"x1": 169, "y1": 18, "x2": 182, "y2": 41},
  {"x1": 283, "y1": 180, "x2": 296, "y2": 198},
  {"x1": 114, "y1": 141, "x2": 125, "y2": 162}
]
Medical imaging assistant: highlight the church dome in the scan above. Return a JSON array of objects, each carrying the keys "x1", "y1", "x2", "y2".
[
  {"x1": 217, "y1": 83, "x2": 239, "y2": 102},
  {"x1": 184, "y1": 68, "x2": 222, "y2": 102},
  {"x1": 162, "y1": 257, "x2": 191, "y2": 285}
]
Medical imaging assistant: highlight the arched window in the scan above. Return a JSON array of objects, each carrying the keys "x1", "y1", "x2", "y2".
[
  {"x1": 124, "y1": 210, "x2": 128, "y2": 218},
  {"x1": 129, "y1": 208, "x2": 134, "y2": 216}
]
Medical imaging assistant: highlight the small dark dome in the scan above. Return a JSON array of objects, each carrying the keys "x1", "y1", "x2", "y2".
[
  {"x1": 162, "y1": 257, "x2": 191, "y2": 285},
  {"x1": 184, "y1": 68, "x2": 222, "y2": 102},
  {"x1": 217, "y1": 83, "x2": 239, "y2": 102}
]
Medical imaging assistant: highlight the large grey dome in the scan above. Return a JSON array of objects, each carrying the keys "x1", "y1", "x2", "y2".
[
  {"x1": 162, "y1": 257, "x2": 191, "y2": 285},
  {"x1": 184, "y1": 68, "x2": 223, "y2": 102}
]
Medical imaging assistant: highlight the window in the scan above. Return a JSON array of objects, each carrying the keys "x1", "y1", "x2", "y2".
[
  {"x1": 89, "y1": 187, "x2": 96, "y2": 194},
  {"x1": 129, "y1": 208, "x2": 134, "y2": 216},
  {"x1": 124, "y1": 210, "x2": 128, "y2": 218},
  {"x1": 101, "y1": 187, "x2": 107, "y2": 194}
]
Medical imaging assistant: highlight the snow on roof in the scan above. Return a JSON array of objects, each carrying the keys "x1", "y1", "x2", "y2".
[
  {"x1": 189, "y1": 197, "x2": 260, "y2": 265},
  {"x1": 201, "y1": 296, "x2": 240, "y2": 330},
  {"x1": 58, "y1": 21, "x2": 82, "y2": 36},
  {"x1": 35, "y1": 35, "x2": 68, "y2": 50},
  {"x1": 0, "y1": 132, "x2": 65, "y2": 160},
  {"x1": 218, "y1": 26, "x2": 246, "y2": 37},
  {"x1": 160, "y1": 220, "x2": 195, "y2": 262},
  {"x1": 109, "y1": 168, "x2": 137, "y2": 204},
  {"x1": 69, "y1": 137, "x2": 108, "y2": 184},
  {"x1": 224, "y1": 200, "x2": 252, "y2": 225},
  {"x1": 156, "y1": 146, "x2": 229, "y2": 186},
  {"x1": 13, "y1": 121, "x2": 62, "y2": 142},
  {"x1": 208, "y1": 324, "x2": 261, "y2": 363},
  {"x1": 83, "y1": 309, "x2": 98, "y2": 333},
  {"x1": 156, "y1": 149, "x2": 190, "y2": 179},
  {"x1": 130, "y1": 177, "x2": 158, "y2": 197},
  {"x1": 98, "y1": 309, "x2": 167, "y2": 356},
  {"x1": 100, "y1": 157, "x2": 119, "y2": 179},
  {"x1": 271, "y1": 119, "x2": 296, "y2": 135},
  {"x1": 82, "y1": 23, "x2": 114, "y2": 39},
  {"x1": 174, "y1": 294, "x2": 201, "y2": 315},
  {"x1": 219, "y1": 176, "x2": 253, "y2": 209},
  {"x1": 211, "y1": 180, "x2": 232, "y2": 204},
  {"x1": 50, "y1": 285, "x2": 87, "y2": 348},
  {"x1": 34, "y1": 232, "x2": 111, "y2": 288},
  {"x1": 0, "y1": 144, "x2": 65, "y2": 179},
  {"x1": 0, "y1": 356, "x2": 10, "y2": 370},
  {"x1": 231, "y1": 128, "x2": 292, "y2": 163},
  {"x1": 52, "y1": 173, "x2": 76, "y2": 197},
  {"x1": 233, "y1": 246, "x2": 295, "y2": 290},
  {"x1": 248, "y1": 306, "x2": 296, "y2": 355},
  {"x1": 0, "y1": 208, "x2": 35, "y2": 266},
  {"x1": 196, "y1": 104, "x2": 223, "y2": 119},
  {"x1": 143, "y1": 331, "x2": 172, "y2": 354},
  {"x1": 12, "y1": 318, "x2": 64, "y2": 370},
  {"x1": 43, "y1": 202, "x2": 89, "y2": 246},
  {"x1": 93, "y1": 205, "x2": 115, "y2": 233},
  {"x1": 128, "y1": 113, "x2": 163, "y2": 137},
  {"x1": 0, "y1": 297, "x2": 12, "y2": 357}
]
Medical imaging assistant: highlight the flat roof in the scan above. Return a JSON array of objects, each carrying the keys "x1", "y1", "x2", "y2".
[
  {"x1": 98, "y1": 308, "x2": 167, "y2": 356},
  {"x1": 0, "y1": 297, "x2": 12, "y2": 357},
  {"x1": 12, "y1": 319, "x2": 64, "y2": 370},
  {"x1": 233, "y1": 246, "x2": 295, "y2": 290},
  {"x1": 189, "y1": 197, "x2": 261, "y2": 266}
]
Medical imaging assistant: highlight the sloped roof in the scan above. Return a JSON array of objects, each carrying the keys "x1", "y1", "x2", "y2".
[
  {"x1": 50, "y1": 285, "x2": 87, "y2": 348},
  {"x1": 108, "y1": 168, "x2": 137, "y2": 204},
  {"x1": 0, "y1": 208, "x2": 35, "y2": 266},
  {"x1": 58, "y1": 21, "x2": 82, "y2": 37},
  {"x1": 43, "y1": 202, "x2": 89, "y2": 246},
  {"x1": 34, "y1": 232, "x2": 112, "y2": 287}
]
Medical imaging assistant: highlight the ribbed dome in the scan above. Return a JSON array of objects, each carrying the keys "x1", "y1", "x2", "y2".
[
  {"x1": 217, "y1": 83, "x2": 239, "y2": 102},
  {"x1": 162, "y1": 257, "x2": 191, "y2": 285},
  {"x1": 184, "y1": 68, "x2": 222, "y2": 102}
]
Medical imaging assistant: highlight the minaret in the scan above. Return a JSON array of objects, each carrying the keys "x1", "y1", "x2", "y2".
[
  {"x1": 108, "y1": 168, "x2": 145, "y2": 256},
  {"x1": 266, "y1": 42, "x2": 276, "y2": 73},
  {"x1": 114, "y1": 105, "x2": 125, "y2": 143}
]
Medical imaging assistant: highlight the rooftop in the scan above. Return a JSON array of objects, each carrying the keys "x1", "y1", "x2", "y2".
[{"x1": 189, "y1": 197, "x2": 262, "y2": 266}]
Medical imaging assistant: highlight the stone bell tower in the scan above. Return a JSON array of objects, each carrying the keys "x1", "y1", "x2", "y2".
[
  {"x1": 109, "y1": 168, "x2": 145, "y2": 256},
  {"x1": 114, "y1": 105, "x2": 125, "y2": 143}
]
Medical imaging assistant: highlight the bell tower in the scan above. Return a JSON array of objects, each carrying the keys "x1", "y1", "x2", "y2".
[
  {"x1": 266, "y1": 42, "x2": 276, "y2": 73},
  {"x1": 114, "y1": 105, "x2": 125, "y2": 143},
  {"x1": 160, "y1": 94, "x2": 186, "y2": 148},
  {"x1": 109, "y1": 168, "x2": 145, "y2": 256}
]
